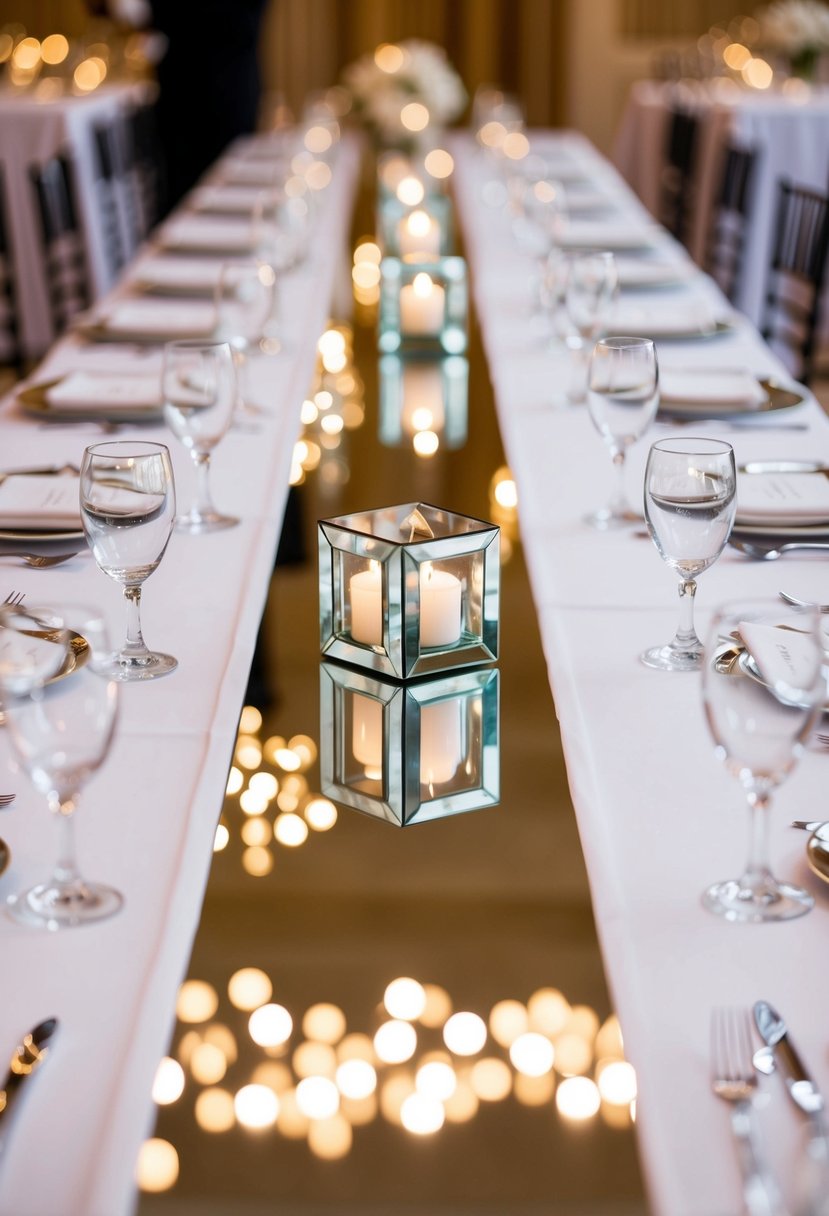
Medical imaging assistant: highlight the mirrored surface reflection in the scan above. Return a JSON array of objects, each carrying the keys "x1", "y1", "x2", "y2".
[
  {"x1": 138, "y1": 226, "x2": 646, "y2": 1212},
  {"x1": 378, "y1": 354, "x2": 469, "y2": 454}
]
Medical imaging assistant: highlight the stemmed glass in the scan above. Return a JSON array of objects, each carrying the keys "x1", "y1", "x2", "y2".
[
  {"x1": 641, "y1": 437, "x2": 736, "y2": 671},
  {"x1": 702, "y1": 598, "x2": 824, "y2": 922},
  {"x1": 0, "y1": 602, "x2": 120, "y2": 928},
  {"x1": 564, "y1": 251, "x2": 618, "y2": 401},
  {"x1": 80, "y1": 440, "x2": 177, "y2": 681},
  {"x1": 585, "y1": 337, "x2": 659, "y2": 530},
  {"x1": 162, "y1": 339, "x2": 239, "y2": 534},
  {"x1": 216, "y1": 259, "x2": 278, "y2": 416}
]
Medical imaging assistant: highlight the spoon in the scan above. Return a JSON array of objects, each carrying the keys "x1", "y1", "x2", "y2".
[
  {"x1": 729, "y1": 538, "x2": 829, "y2": 560},
  {"x1": 0, "y1": 551, "x2": 80, "y2": 568},
  {"x1": 778, "y1": 591, "x2": 829, "y2": 612}
]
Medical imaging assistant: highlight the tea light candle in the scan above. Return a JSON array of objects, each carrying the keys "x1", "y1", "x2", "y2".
[
  {"x1": 420, "y1": 696, "x2": 463, "y2": 786},
  {"x1": 402, "y1": 362, "x2": 445, "y2": 435},
  {"x1": 420, "y1": 562, "x2": 462, "y2": 648},
  {"x1": 398, "y1": 208, "x2": 441, "y2": 258},
  {"x1": 399, "y1": 272, "x2": 445, "y2": 337},
  {"x1": 350, "y1": 561, "x2": 383, "y2": 646},
  {"x1": 352, "y1": 693, "x2": 383, "y2": 770}
]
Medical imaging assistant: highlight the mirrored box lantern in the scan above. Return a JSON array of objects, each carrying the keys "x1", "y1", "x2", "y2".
[
  {"x1": 376, "y1": 151, "x2": 450, "y2": 204},
  {"x1": 377, "y1": 194, "x2": 454, "y2": 258},
  {"x1": 378, "y1": 354, "x2": 468, "y2": 451},
  {"x1": 320, "y1": 662, "x2": 499, "y2": 826},
  {"x1": 378, "y1": 257, "x2": 468, "y2": 355},
  {"x1": 318, "y1": 501, "x2": 499, "y2": 680}
]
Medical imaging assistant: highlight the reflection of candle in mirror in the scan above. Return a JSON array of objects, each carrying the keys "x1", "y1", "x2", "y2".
[
  {"x1": 350, "y1": 560, "x2": 383, "y2": 645},
  {"x1": 399, "y1": 273, "x2": 445, "y2": 337},
  {"x1": 420, "y1": 562, "x2": 462, "y2": 647},
  {"x1": 402, "y1": 363, "x2": 445, "y2": 435},
  {"x1": 420, "y1": 697, "x2": 463, "y2": 786},
  {"x1": 352, "y1": 693, "x2": 383, "y2": 770},
  {"x1": 398, "y1": 208, "x2": 441, "y2": 257}
]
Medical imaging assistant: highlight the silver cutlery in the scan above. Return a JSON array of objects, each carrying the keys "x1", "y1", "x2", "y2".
[
  {"x1": 779, "y1": 591, "x2": 829, "y2": 611},
  {"x1": 0, "y1": 551, "x2": 80, "y2": 569},
  {"x1": 2, "y1": 592, "x2": 24, "y2": 607},
  {"x1": 710, "y1": 1006, "x2": 786, "y2": 1216},
  {"x1": 729, "y1": 538, "x2": 829, "y2": 560},
  {"x1": 792, "y1": 820, "x2": 829, "y2": 832},
  {"x1": 0, "y1": 1018, "x2": 58, "y2": 1155},
  {"x1": 0, "y1": 795, "x2": 14, "y2": 808}
]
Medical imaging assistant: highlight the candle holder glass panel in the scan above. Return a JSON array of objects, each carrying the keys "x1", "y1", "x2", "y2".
[
  {"x1": 378, "y1": 257, "x2": 468, "y2": 355},
  {"x1": 318, "y1": 501, "x2": 499, "y2": 679},
  {"x1": 378, "y1": 354, "x2": 468, "y2": 451},
  {"x1": 320, "y1": 663, "x2": 499, "y2": 827},
  {"x1": 377, "y1": 195, "x2": 454, "y2": 258}
]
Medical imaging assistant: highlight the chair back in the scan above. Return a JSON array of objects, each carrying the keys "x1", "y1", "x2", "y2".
[
  {"x1": 93, "y1": 123, "x2": 127, "y2": 275},
  {"x1": 29, "y1": 155, "x2": 91, "y2": 339},
  {"x1": 0, "y1": 165, "x2": 22, "y2": 371},
  {"x1": 704, "y1": 143, "x2": 756, "y2": 302},
  {"x1": 660, "y1": 107, "x2": 699, "y2": 247}
]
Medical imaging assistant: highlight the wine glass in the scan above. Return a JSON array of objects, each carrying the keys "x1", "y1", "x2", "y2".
[
  {"x1": 0, "y1": 602, "x2": 120, "y2": 928},
  {"x1": 80, "y1": 440, "x2": 177, "y2": 681},
  {"x1": 641, "y1": 437, "x2": 736, "y2": 671},
  {"x1": 564, "y1": 251, "x2": 618, "y2": 401},
  {"x1": 702, "y1": 598, "x2": 824, "y2": 922},
  {"x1": 215, "y1": 259, "x2": 278, "y2": 415},
  {"x1": 162, "y1": 339, "x2": 239, "y2": 534},
  {"x1": 585, "y1": 337, "x2": 659, "y2": 530}
]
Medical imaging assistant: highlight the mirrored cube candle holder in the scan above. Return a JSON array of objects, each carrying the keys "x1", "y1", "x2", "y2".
[
  {"x1": 318, "y1": 501, "x2": 499, "y2": 679},
  {"x1": 377, "y1": 195, "x2": 454, "y2": 259},
  {"x1": 378, "y1": 354, "x2": 468, "y2": 451},
  {"x1": 320, "y1": 662, "x2": 499, "y2": 826},
  {"x1": 376, "y1": 152, "x2": 450, "y2": 204},
  {"x1": 378, "y1": 257, "x2": 468, "y2": 355}
]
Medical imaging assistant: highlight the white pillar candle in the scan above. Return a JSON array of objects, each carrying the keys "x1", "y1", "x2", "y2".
[
  {"x1": 352, "y1": 693, "x2": 383, "y2": 770},
  {"x1": 402, "y1": 362, "x2": 445, "y2": 435},
  {"x1": 350, "y1": 561, "x2": 383, "y2": 646},
  {"x1": 398, "y1": 208, "x2": 441, "y2": 258},
  {"x1": 399, "y1": 273, "x2": 445, "y2": 337},
  {"x1": 419, "y1": 563, "x2": 462, "y2": 648},
  {"x1": 420, "y1": 696, "x2": 463, "y2": 787}
]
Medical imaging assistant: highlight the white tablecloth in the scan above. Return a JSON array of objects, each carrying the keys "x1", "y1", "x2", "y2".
[
  {"x1": 0, "y1": 131, "x2": 360, "y2": 1216},
  {"x1": 451, "y1": 129, "x2": 829, "y2": 1216}
]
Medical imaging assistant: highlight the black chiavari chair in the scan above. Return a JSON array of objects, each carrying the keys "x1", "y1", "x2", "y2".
[
  {"x1": 660, "y1": 107, "x2": 699, "y2": 248},
  {"x1": 29, "y1": 155, "x2": 91, "y2": 340},
  {"x1": 704, "y1": 143, "x2": 756, "y2": 303},
  {"x1": 93, "y1": 123, "x2": 127, "y2": 275},
  {"x1": 0, "y1": 165, "x2": 23, "y2": 374}
]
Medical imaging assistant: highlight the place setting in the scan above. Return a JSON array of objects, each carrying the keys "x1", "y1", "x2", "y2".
[
  {"x1": 0, "y1": 467, "x2": 87, "y2": 560},
  {"x1": 656, "y1": 365, "x2": 807, "y2": 421}
]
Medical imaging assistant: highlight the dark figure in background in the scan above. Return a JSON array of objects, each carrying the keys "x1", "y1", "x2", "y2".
[{"x1": 149, "y1": 0, "x2": 269, "y2": 213}]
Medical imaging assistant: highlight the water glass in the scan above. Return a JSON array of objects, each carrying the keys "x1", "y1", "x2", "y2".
[
  {"x1": 564, "y1": 251, "x2": 618, "y2": 401},
  {"x1": 216, "y1": 259, "x2": 278, "y2": 414},
  {"x1": 641, "y1": 437, "x2": 736, "y2": 671}
]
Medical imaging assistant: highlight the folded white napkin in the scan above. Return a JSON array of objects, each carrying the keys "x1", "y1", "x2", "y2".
[
  {"x1": 193, "y1": 185, "x2": 266, "y2": 214},
  {"x1": 98, "y1": 299, "x2": 217, "y2": 338},
  {"x1": 614, "y1": 257, "x2": 692, "y2": 288},
  {"x1": 0, "y1": 475, "x2": 81, "y2": 529},
  {"x1": 218, "y1": 159, "x2": 283, "y2": 187},
  {"x1": 132, "y1": 257, "x2": 224, "y2": 294},
  {"x1": 736, "y1": 472, "x2": 829, "y2": 526},
  {"x1": 160, "y1": 216, "x2": 257, "y2": 253},
  {"x1": 558, "y1": 220, "x2": 657, "y2": 249},
  {"x1": 739, "y1": 620, "x2": 818, "y2": 693},
  {"x1": 660, "y1": 368, "x2": 767, "y2": 407},
  {"x1": 609, "y1": 299, "x2": 721, "y2": 337},
  {"x1": 45, "y1": 372, "x2": 161, "y2": 413}
]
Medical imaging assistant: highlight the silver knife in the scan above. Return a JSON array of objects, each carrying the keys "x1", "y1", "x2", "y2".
[
  {"x1": 753, "y1": 1002, "x2": 827, "y2": 1130},
  {"x1": 0, "y1": 1018, "x2": 58, "y2": 1154},
  {"x1": 792, "y1": 821, "x2": 829, "y2": 837}
]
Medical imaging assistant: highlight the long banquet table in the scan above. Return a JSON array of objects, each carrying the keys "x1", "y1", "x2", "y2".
[
  {"x1": 0, "y1": 131, "x2": 360, "y2": 1216},
  {"x1": 450, "y1": 130, "x2": 829, "y2": 1215}
]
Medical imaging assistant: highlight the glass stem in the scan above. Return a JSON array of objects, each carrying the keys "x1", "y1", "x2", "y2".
[
  {"x1": 193, "y1": 451, "x2": 215, "y2": 519},
  {"x1": 742, "y1": 790, "x2": 775, "y2": 895},
  {"x1": 608, "y1": 450, "x2": 627, "y2": 517},
  {"x1": 672, "y1": 577, "x2": 700, "y2": 650},
  {"x1": 123, "y1": 585, "x2": 148, "y2": 657},
  {"x1": 50, "y1": 798, "x2": 86, "y2": 897}
]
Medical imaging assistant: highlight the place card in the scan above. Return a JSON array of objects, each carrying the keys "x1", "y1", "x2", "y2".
[
  {"x1": 736, "y1": 472, "x2": 829, "y2": 526},
  {"x1": 159, "y1": 216, "x2": 258, "y2": 254},
  {"x1": 0, "y1": 475, "x2": 81, "y2": 529},
  {"x1": 131, "y1": 257, "x2": 225, "y2": 296},
  {"x1": 609, "y1": 299, "x2": 722, "y2": 337},
  {"x1": 46, "y1": 372, "x2": 161, "y2": 413},
  {"x1": 97, "y1": 299, "x2": 217, "y2": 339},
  {"x1": 660, "y1": 368, "x2": 767, "y2": 406},
  {"x1": 738, "y1": 620, "x2": 818, "y2": 701}
]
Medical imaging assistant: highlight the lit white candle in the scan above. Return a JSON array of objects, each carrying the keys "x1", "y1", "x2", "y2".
[
  {"x1": 419, "y1": 562, "x2": 462, "y2": 648},
  {"x1": 420, "y1": 696, "x2": 463, "y2": 786},
  {"x1": 399, "y1": 272, "x2": 445, "y2": 337},
  {"x1": 402, "y1": 362, "x2": 445, "y2": 435},
  {"x1": 352, "y1": 693, "x2": 383, "y2": 769},
  {"x1": 398, "y1": 208, "x2": 441, "y2": 258},
  {"x1": 350, "y1": 560, "x2": 383, "y2": 646}
]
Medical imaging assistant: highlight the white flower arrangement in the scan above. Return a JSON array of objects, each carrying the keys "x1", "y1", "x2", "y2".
[
  {"x1": 342, "y1": 40, "x2": 467, "y2": 145},
  {"x1": 756, "y1": 0, "x2": 829, "y2": 54}
]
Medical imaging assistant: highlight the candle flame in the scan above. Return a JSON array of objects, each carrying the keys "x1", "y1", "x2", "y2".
[
  {"x1": 412, "y1": 273, "x2": 433, "y2": 299},
  {"x1": 407, "y1": 209, "x2": 431, "y2": 237},
  {"x1": 369, "y1": 559, "x2": 381, "y2": 574}
]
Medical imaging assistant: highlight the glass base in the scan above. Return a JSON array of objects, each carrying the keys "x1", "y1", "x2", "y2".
[
  {"x1": 583, "y1": 507, "x2": 639, "y2": 531},
  {"x1": 702, "y1": 877, "x2": 814, "y2": 923},
  {"x1": 8, "y1": 880, "x2": 123, "y2": 930},
  {"x1": 175, "y1": 510, "x2": 240, "y2": 534},
  {"x1": 104, "y1": 651, "x2": 178, "y2": 682},
  {"x1": 640, "y1": 642, "x2": 702, "y2": 671}
]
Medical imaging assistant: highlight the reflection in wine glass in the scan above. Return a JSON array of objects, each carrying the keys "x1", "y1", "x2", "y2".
[
  {"x1": 80, "y1": 440, "x2": 177, "y2": 681},
  {"x1": 702, "y1": 599, "x2": 823, "y2": 922},
  {"x1": 585, "y1": 337, "x2": 659, "y2": 530},
  {"x1": 162, "y1": 339, "x2": 239, "y2": 534},
  {"x1": 0, "y1": 602, "x2": 120, "y2": 928},
  {"x1": 641, "y1": 437, "x2": 736, "y2": 671},
  {"x1": 564, "y1": 252, "x2": 618, "y2": 402},
  {"x1": 216, "y1": 259, "x2": 278, "y2": 415}
]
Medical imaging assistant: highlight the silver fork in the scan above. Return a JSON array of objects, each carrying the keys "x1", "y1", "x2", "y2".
[
  {"x1": 2, "y1": 591, "x2": 25, "y2": 607},
  {"x1": 0, "y1": 795, "x2": 14, "y2": 807},
  {"x1": 711, "y1": 1007, "x2": 787, "y2": 1216}
]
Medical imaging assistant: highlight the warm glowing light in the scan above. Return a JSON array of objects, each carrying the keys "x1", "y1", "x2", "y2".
[
  {"x1": 514, "y1": 1071, "x2": 555, "y2": 1106},
  {"x1": 252, "y1": 1061, "x2": 292, "y2": 1093},
  {"x1": 293, "y1": 1041, "x2": 337, "y2": 1078},
  {"x1": 420, "y1": 984, "x2": 452, "y2": 1028},
  {"x1": 424, "y1": 148, "x2": 454, "y2": 179},
  {"x1": 352, "y1": 262, "x2": 381, "y2": 289},
  {"x1": 41, "y1": 34, "x2": 69, "y2": 64},
  {"x1": 556, "y1": 1075, "x2": 601, "y2": 1121},
  {"x1": 296, "y1": 1075, "x2": 340, "y2": 1119},
  {"x1": 413, "y1": 430, "x2": 439, "y2": 457},
  {"x1": 204, "y1": 1024, "x2": 237, "y2": 1064},
  {"x1": 337, "y1": 1032, "x2": 376, "y2": 1063},
  {"x1": 74, "y1": 56, "x2": 107, "y2": 91},
  {"x1": 374, "y1": 1020, "x2": 418, "y2": 1064},
  {"x1": 136, "y1": 1138, "x2": 178, "y2": 1192},
  {"x1": 489, "y1": 999, "x2": 529, "y2": 1047},
  {"x1": 152, "y1": 1057, "x2": 185, "y2": 1105},
  {"x1": 13, "y1": 37, "x2": 40, "y2": 70},
  {"x1": 242, "y1": 846, "x2": 273, "y2": 876},
  {"x1": 503, "y1": 131, "x2": 530, "y2": 160},
  {"x1": 177, "y1": 980, "x2": 218, "y2": 1024},
  {"x1": 554, "y1": 1032, "x2": 593, "y2": 1076},
  {"x1": 0, "y1": 35, "x2": 14, "y2": 63},
  {"x1": 226, "y1": 766, "x2": 244, "y2": 795},
  {"x1": 443, "y1": 1012, "x2": 487, "y2": 1056},
  {"x1": 248, "y1": 772, "x2": 278, "y2": 800},
  {"x1": 509, "y1": 1032, "x2": 555, "y2": 1077},
  {"x1": 410, "y1": 407, "x2": 434, "y2": 432},
  {"x1": 274, "y1": 813, "x2": 308, "y2": 847},
  {"x1": 566, "y1": 1005, "x2": 600, "y2": 1042},
  {"x1": 471, "y1": 1057, "x2": 512, "y2": 1101},
  {"x1": 318, "y1": 329, "x2": 346, "y2": 358},
  {"x1": 375, "y1": 42, "x2": 405, "y2": 73},
  {"x1": 195, "y1": 1087, "x2": 235, "y2": 1132},
  {"x1": 213, "y1": 823, "x2": 229, "y2": 851},
  {"x1": 239, "y1": 789, "x2": 268, "y2": 816},
  {"x1": 190, "y1": 1043, "x2": 227, "y2": 1085},
  {"x1": 300, "y1": 398, "x2": 318, "y2": 424},
  {"x1": 274, "y1": 1087, "x2": 310, "y2": 1137},
  {"x1": 308, "y1": 1113, "x2": 352, "y2": 1159},
  {"x1": 228, "y1": 968, "x2": 272, "y2": 1011},
  {"x1": 479, "y1": 120, "x2": 507, "y2": 148},
  {"x1": 494, "y1": 478, "x2": 518, "y2": 509},
  {"x1": 303, "y1": 1003, "x2": 347, "y2": 1044},
  {"x1": 742, "y1": 56, "x2": 773, "y2": 88},
  {"x1": 263, "y1": 735, "x2": 286, "y2": 763},
  {"x1": 442, "y1": 1079, "x2": 479, "y2": 1122},
  {"x1": 305, "y1": 797, "x2": 338, "y2": 830},
  {"x1": 234, "y1": 1084, "x2": 279, "y2": 1129},
  {"x1": 236, "y1": 737, "x2": 262, "y2": 769},
  {"x1": 412, "y1": 271, "x2": 434, "y2": 298},
  {"x1": 337, "y1": 1059, "x2": 377, "y2": 1099},
  {"x1": 320, "y1": 413, "x2": 344, "y2": 435},
  {"x1": 304, "y1": 124, "x2": 334, "y2": 154},
  {"x1": 242, "y1": 817, "x2": 271, "y2": 847},
  {"x1": 354, "y1": 240, "x2": 382, "y2": 265},
  {"x1": 723, "y1": 41, "x2": 751, "y2": 69},
  {"x1": 384, "y1": 978, "x2": 427, "y2": 1021},
  {"x1": 595, "y1": 1014, "x2": 624, "y2": 1059},
  {"x1": 248, "y1": 1003, "x2": 293, "y2": 1047},
  {"x1": 397, "y1": 176, "x2": 425, "y2": 206},
  {"x1": 597, "y1": 1060, "x2": 637, "y2": 1105},
  {"x1": 274, "y1": 747, "x2": 302, "y2": 771},
  {"x1": 415, "y1": 1060, "x2": 456, "y2": 1101},
  {"x1": 528, "y1": 987, "x2": 570, "y2": 1036},
  {"x1": 239, "y1": 705, "x2": 262, "y2": 733},
  {"x1": 401, "y1": 1091, "x2": 444, "y2": 1134}
]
